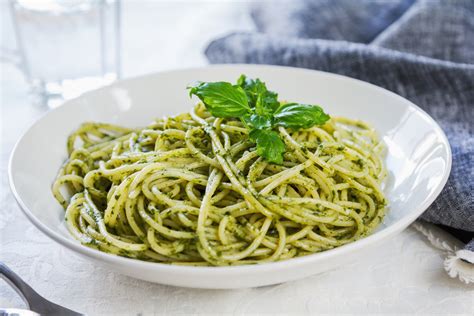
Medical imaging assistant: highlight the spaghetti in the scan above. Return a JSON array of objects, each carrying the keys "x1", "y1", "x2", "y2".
[{"x1": 53, "y1": 103, "x2": 387, "y2": 266}]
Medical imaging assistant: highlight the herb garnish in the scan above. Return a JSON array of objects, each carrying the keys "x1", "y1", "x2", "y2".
[{"x1": 188, "y1": 75, "x2": 330, "y2": 164}]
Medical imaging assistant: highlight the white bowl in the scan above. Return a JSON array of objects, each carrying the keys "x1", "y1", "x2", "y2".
[{"x1": 9, "y1": 65, "x2": 451, "y2": 289}]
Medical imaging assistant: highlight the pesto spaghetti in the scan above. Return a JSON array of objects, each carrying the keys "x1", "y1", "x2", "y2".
[{"x1": 52, "y1": 76, "x2": 387, "y2": 266}]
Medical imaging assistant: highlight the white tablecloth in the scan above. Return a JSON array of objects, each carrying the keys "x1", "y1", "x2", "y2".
[{"x1": 1, "y1": 2, "x2": 473, "y2": 315}]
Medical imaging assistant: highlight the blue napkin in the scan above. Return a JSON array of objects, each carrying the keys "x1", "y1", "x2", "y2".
[{"x1": 205, "y1": 0, "x2": 474, "y2": 282}]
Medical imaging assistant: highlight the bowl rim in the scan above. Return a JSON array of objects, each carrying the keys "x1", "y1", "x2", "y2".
[{"x1": 8, "y1": 64, "x2": 452, "y2": 274}]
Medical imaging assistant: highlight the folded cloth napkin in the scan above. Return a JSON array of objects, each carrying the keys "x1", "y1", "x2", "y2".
[{"x1": 205, "y1": 0, "x2": 474, "y2": 283}]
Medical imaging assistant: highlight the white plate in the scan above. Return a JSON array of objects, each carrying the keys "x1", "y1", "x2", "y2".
[{"x1": 9, "y1": 65, "x2": 451, "y2": 289}]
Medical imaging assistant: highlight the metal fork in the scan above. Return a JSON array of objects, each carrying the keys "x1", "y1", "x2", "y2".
[{"x1": 0, "y1": 262, "x2": 83, "y2": 316}]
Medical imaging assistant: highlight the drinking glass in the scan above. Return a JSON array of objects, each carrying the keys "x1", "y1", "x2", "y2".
[{"x1": 9, "y1": 0, "x2": 121, "y2": 108}]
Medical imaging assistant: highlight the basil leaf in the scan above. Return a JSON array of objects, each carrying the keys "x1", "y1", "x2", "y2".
[
  {"x1": 237, "y1": 75, "x2": 280, "y2": 113},
  {"x1": 255, "y1": 92, "x2": 279, "y2": 115},
  {"x1": 249, "y1": 129, "x2": 285, "y2": 164},
  {"x1": 236, "y1": 74, "x2": 247, "y2": 87},
  {"x1": 262, "y1": 90, "x2": 279, "y2": 113},
  {"x1": 255, "y1": 93, "x2": 267, "y2": 116},
  {"x1": 274, "y1": 103, "x2": 330, "y2": 129},
  {"x1": 237, "y1": 75, "x2": 266, "y2": 105},
  {"x1": 243, "y1": 114, "x2": 272, "y2": 130},
  {"x1": 188, "y1": 81, "x2": 250, "y2": 118}
]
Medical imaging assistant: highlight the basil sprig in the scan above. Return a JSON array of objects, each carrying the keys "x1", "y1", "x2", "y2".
[{"x1": 188, "y1": 75, "x2": 330, "y2": 164}]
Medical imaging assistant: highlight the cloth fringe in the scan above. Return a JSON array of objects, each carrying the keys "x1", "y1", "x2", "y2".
[{"x1": 412, "y1": 221, "x2": 474, "y2": 284}]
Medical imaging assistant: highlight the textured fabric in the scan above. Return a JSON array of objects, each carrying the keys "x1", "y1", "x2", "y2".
[
  {"x1": 252, "y1": 0, "x2": 415, "y2": 43},
  {"x1": 205, "y1": 0, "x2": 474, "y2": 250},
  {"x1": 466, "y1": 240, "x2": 474, "y2": 253},
  {"x1": 373, "y1": 0, "x2": 474, "y2": 63}
]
